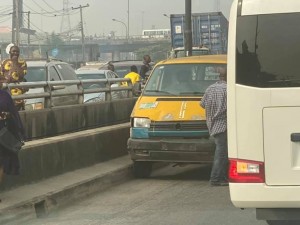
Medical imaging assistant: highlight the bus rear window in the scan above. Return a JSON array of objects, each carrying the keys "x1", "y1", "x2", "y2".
[{"x1": 236, "y1": 13, "x2": 300, "y2": 88}]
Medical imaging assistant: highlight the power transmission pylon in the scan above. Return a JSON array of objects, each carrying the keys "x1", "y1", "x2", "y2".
[{"x1": 60, "y1": 0, "x2": 71, "y2": 39}]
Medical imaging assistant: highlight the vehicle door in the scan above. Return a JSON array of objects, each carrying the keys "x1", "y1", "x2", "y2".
[
  {"x1": 108, "y1": 71, "x2": 123, "y2": 100},
  {"x1": 57, "y1": 63, "x2": 81, "y2": 105},
  {"x1": 48, "y1": 64, "x2": 78, "y2": 106}
]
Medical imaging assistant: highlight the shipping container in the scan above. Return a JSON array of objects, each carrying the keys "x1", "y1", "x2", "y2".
[{"x1": 170, "y1": 12, "x2": 228, "y2": 54}]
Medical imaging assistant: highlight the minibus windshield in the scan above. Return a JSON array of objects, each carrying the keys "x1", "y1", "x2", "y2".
[{"x1": 143, "y1": 63, "x2": 225, "y2": 96}]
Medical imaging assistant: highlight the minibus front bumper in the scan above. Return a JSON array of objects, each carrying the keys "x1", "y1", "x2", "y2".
[{"x1": 127, "y1": 137, "x2": 215, "y2": 163}]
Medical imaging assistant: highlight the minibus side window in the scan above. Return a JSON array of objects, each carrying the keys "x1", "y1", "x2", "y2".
[{"x1": 236, "y1": 13, "x2": 300, "y2": 88}]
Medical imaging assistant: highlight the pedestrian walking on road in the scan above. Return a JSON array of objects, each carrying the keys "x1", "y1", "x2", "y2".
[
  {"x1": 200, "y1": 66, "x2": 228, "y2": 186},
  {"x1": 0, "y1": 82, "x2": 25, "y2": 200}
]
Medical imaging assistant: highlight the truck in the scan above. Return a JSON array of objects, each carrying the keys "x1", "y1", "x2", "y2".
[{"x1": 170, "y1": 12, "x2": 228, "y2": 56}]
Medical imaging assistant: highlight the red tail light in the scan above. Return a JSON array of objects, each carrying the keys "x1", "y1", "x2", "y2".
[{"x1": 229, "y1": 158, "x2": 265, "y2": 183}]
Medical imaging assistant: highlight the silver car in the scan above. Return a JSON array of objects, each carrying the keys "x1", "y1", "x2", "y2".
[
  {"x1": 25, "y1": 60, "x2": 81, "y2": 110},
  {"x1": 75, "y1": 69, "x2": 125, "y2": 103}
]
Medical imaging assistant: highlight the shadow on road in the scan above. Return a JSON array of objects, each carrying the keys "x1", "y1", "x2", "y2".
[{"x1": 150, "y1": 163, "x2": 212, "y2": 181}]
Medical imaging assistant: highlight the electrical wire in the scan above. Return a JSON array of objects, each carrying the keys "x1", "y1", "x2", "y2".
[
  {"x1": 2, "y1": 1, "x2": 85, "y2": 43},
  {"x1": 31, "y1": 0, "x2": 56, "y2": 14},
  {"x1": 41, "y1": 0, "x2": 59, "y2": 12},
  {"x1": 25, "y1": 1, "x2": 77, "y2": 17},
  {"x1": 0, "y1": 16, "x2": 11, "y2": 24},
  {"x1": 0, "y1": 6, "x2": 13, "y2": 17}
]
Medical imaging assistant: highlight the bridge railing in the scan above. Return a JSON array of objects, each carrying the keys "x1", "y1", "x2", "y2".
[{"x1": 1, "y1": 78, "x2": 134, "y2": 109}]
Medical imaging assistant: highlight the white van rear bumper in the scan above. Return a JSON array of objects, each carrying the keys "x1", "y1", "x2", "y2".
[{"x1": 230, "y1": 183, "x2": 300, "y2": 208}]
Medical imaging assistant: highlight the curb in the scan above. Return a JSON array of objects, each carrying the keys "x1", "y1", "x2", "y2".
[{"x1": 0, "y1": 162, "x2": 133, "y2": 225}]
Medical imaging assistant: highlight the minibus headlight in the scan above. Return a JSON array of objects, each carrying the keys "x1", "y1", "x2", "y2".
[{"x1": 133, "y1": 118, "x2": 151, "y2": 128}]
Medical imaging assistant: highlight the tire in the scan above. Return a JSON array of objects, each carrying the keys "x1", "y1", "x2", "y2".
[
  {"x1": 132, "y1": 161, "x2": 152, "y2": 178},
  {"x1": 267, "y1": 220, "x2": 300, "y2": 225}
]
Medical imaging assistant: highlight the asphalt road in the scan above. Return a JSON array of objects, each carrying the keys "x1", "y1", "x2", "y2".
[{"x1": 22, "y1": 164, "x2": 268, "y2": 225}]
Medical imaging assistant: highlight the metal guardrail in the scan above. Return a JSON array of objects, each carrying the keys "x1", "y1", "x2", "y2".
[{"x1": 1, "y1": 78, "x2": 134, "y2": 109}]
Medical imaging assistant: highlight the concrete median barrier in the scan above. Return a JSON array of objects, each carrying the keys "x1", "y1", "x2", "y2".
[
  {"x1": 0, "y1": 156, "x2": 134, "y2": 224},
  {"x1": 1, "y1": 123, "x2": 131, "y2": 191},
  {"x1": 20, "y1": 98, "x2": 137, "y2": 140}
]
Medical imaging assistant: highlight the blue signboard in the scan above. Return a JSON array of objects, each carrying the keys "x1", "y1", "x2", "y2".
[{"x1": 51, "y1": 48, "x2": 59, "y2": 57}]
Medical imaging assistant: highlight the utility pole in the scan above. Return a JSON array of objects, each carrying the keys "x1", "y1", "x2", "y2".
[
  {"x1": 12, "y1": 2, "x2": 15, "y2": 43},
  {"x1": 184, "y1": 0, "x2": 192, "y2": 56},
  {"x1": 12, "y1": 0, "x2": 20, "y2": 45},
  {"x1": 72, "y1": 4, "x2": 89, "y2": 62},
  {"x1": 15, "y1": 0, "x2": 20, "y2": 46},
  {"x1": 12, "y1": 0, "x2": 23, "y2": 45}
]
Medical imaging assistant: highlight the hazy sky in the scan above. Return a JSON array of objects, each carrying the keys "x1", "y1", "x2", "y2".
[{"x1": 0, "y1": 0, "x2": 233, "y2": 37}]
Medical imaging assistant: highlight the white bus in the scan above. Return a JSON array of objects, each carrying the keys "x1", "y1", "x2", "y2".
[
  {"x1": 228, "y1": 0, "x2": 300, "y2": 224},
  {"x1": 142, "y1": 29, "x2": 170, "y2": 39}
]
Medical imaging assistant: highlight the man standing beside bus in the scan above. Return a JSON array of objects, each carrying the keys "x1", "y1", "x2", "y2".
[{"x1": 200, "y1": 67, "x2": 228, "y2": 186}]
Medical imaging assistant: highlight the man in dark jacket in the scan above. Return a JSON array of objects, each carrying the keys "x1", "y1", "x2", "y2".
[
  {"x1": 139, "y1": 55, "x2": 152, "y2": 80},
  {"x1": 0, "y1": 85, "x2": 25, "y2": 194}
]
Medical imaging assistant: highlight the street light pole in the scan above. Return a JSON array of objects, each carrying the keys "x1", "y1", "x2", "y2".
[
  {"x1": 112, "y1": 18, "x2": 128, "y2": 41},
  {"x1": 27, "y1": 11, "x2": 30, "y2": 45},
  {"x1": 128, "y1": 0, "x2": 130, "y2": 39}
]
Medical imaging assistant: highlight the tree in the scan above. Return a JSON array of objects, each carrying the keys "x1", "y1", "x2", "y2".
[
  {"x1": 136, "y1": 42, "x2": 171, "y2": 63},
  {"x1": 44, "y1": 32, "x2": 65, "y2": 46}
]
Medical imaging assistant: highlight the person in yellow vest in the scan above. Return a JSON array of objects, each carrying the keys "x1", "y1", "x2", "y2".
[
  {"x1": 123, "y1": 65, "x2": 140, "y2": 86},
  {"x1": 0, "y1": 44, "x2": 27, "y2": 111}
]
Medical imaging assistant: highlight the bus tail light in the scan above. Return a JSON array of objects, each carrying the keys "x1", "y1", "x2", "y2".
[{"x1": 229, "y1": 159, "x2": 265, "y2": 183}]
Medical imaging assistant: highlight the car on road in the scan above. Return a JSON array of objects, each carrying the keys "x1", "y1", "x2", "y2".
[
  {"x1": 75, "y1": 69, "x2": 126, "y2": 103},
  {"x1": 25, "y1": 59, "x2": 81, "y2": 110},
  {"x1": 96, "y1": 60, "x2": 154, "y2": 78},
  {"x1": 78, "y1": 60, "x2": 155, "y2": 81},
  {"x1": 128, "y1": 54, "x2": 227, "y2": 178},
  {"x1": 77, "y1": 61, "x2": 108, "y2": 71},
  {"x1": 110, "y1": 60, "x2": 146, "y2": 78}
]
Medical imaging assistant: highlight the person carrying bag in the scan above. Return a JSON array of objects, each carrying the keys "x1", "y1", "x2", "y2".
[{"x1": 0, "y1": 83, "x2": 25, "y2": 200}]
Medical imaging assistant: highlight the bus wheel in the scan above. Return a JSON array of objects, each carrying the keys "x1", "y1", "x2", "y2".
[
  {"x1": 267, "y1": 220, "x2": 300, "y2": 225},
  {"x1": 132, "y1": 161, "x2": 152, "y2": 178}
]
